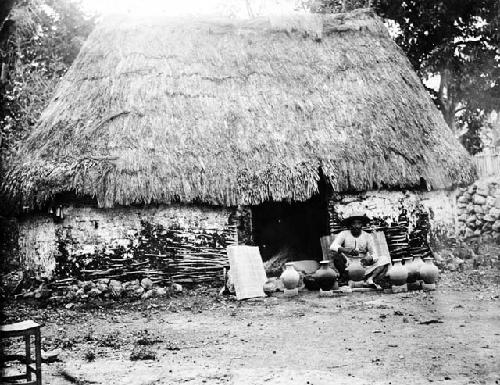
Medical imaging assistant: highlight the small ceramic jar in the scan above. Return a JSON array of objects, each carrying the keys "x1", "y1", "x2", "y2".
[
  {"x1": 388, "y1": 259, "x2": 408, "y2": 286},
  {"x1": 314, "y1": 261, "x2": 339, "y2": 291},
  {"x1": 280, "y1": 263, "x2": 300, "y2": 290},
  {"x1": 419, "y1": 257, "x2": 439, "y2": 284},
  {"x1": 346, "y1": 258, "x2": 365, "y2": 282}
]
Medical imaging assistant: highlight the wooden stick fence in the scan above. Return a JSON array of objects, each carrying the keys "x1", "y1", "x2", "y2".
[
  {"x1": 60, "y1": 225, "x2": 239, "y2": 286},
  {"x1": 474, "y1": 151, "x2": 500, "y2": 178}
]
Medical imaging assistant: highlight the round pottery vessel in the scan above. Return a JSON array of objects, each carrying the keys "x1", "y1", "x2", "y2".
[
  {"x1": 303, "y1": 276, "x2": 321, "y2": 291},
  {"x1": 419, "y1": 257, "x2": 439, "y2": 284},
  {"x1": 346, "y1": 258, "x2": 365, "y2": 282},
  {"x1": 388, "y1": 259, "x2": 408, "y2": 286},
  {"x1": 280, "y1": 263, "x2": 300, "y2": 290},
  {"x1": 314, "y1": 261, "x2": 339, "y2": 291},
  {"x1": 404, "y1": 257, "x2": 418, "y2": 283},
  {"x1": 412, "y1": 256, "x2": 425, "y2": 280}
]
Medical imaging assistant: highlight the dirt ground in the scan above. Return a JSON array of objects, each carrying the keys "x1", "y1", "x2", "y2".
[{"x1": 2, "y1": 268, "x2": 500, "y2": 385}]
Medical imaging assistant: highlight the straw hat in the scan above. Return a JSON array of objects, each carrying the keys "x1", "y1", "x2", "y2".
[{"x1": 341, "y1": 212, "x2": 371, "y2": 227}]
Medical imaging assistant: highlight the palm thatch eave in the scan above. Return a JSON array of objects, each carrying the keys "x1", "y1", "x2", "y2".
[{"x1": 3, "y1": 8, "x2": 476, "y2": 210}]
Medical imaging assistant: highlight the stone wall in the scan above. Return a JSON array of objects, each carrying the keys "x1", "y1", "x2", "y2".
[
  {"x1": 16, "y1": 204, "x2": 234, "y2": 280},
  {"x1": 456, "y1": 177, "x2": 500, "y2": 240}
]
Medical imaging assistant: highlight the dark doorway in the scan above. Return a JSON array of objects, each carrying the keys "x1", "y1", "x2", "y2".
[{"x1": 252, "y1": 194, "x2": 329, "y2": 262}]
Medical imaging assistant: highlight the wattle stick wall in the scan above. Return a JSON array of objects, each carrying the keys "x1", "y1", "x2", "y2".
[
  {"x1": 11, "y1": 191, "x2": 454, "y2": 280},
  {"x1": 9, "y1": 179, "x2": 499, "y2": 281},
  {"x1": 17, "y1": 204, "x2": 235, "y2": 280}
]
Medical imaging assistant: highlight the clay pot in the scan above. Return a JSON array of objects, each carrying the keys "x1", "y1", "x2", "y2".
[
  {"x1": 280, "y1": 263, "x2": 300, "y2": 290},
  {"x1": 346, "y1": 258, "x2": 365, "y2": 282},
  {"x1": 412, "y1": 256, "x2": 425, "y2": 280},
  {"x1": 403, "y1": 257, "x2": 418, "y2": 283},
  {"x1": 388, "y1": 259, "x2": 408, "y2": 286},
  {"x1": 314, "y1": 261, "x2": 339, "y2": 291},
  {"x1": 419, "y1": 257, "x2": 439, "y2": 284},
  {"x1": 303, "y1": 276, "x2": 321, "y2": 291}
]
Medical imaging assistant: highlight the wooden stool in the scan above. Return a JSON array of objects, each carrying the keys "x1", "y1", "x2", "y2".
[{"x1": 1, "y1": 320, "x2": 42, "y2": 385}]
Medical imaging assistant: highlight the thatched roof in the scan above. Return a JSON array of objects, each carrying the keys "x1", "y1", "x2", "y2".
[{"x1": 4, "y1": 8, "x2": 475, "y2": 209}]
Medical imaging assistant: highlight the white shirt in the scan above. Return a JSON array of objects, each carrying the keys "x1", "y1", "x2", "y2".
[{"x1": 329, "y1": 230, "x2": 377, "y2": 262}]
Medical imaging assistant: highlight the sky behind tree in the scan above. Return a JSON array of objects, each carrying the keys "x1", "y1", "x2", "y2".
[{"x1": 80, "y1": 0, "x2": 302, "y2": 18}]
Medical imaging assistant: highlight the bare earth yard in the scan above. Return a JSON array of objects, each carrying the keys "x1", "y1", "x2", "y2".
[{"x1": 3, "y1": 268, "x2": 500, "y2": 385}]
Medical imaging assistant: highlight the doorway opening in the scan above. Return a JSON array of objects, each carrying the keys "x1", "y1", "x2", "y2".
[{"x1": 252, "y1": 193, "x2": 329, "y2": 262}]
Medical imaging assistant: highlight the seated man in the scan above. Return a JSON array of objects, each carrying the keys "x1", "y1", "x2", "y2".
[{"x1": 330, "y1": 213, "x2": 389, "y2": 288}]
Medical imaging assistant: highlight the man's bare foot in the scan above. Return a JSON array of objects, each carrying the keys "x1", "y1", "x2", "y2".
[{"x1": 365, "y1": 277, "x2": 382, "y2": 290}]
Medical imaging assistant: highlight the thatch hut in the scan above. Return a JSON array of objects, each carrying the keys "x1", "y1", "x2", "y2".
[{"x1": 4, "y1": 9, "x2": 475, "y2": 280}]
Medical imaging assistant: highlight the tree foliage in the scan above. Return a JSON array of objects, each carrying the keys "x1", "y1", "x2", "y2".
[
  {"x1": 0, "y1": 0, "x2": 94, "y2": 177},
  {"x1": 1, "y1": 0, "x2": 498, "y2": 178},
  {"x1": 307, "y1": 0, "x2": 500, "y2": 154},
  {"x1": 375, "y1": 0, "x2": 500, "y2": 154}
]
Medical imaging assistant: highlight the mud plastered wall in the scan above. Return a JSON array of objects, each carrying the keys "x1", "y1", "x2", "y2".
[
  {"x1": 17, "y1": 204, "x2": 233, "y2": 279},
  {"x1": 330, "y1": 190, "x2": 458, "y2": 241}
]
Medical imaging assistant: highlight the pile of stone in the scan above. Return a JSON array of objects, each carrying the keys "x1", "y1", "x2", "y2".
[
  {"x1": 457, "y1": 178, "x2": 500, "y2": 239},
  {"x1": 20, "y1": 278, "x2": 183, "y2": 303}
]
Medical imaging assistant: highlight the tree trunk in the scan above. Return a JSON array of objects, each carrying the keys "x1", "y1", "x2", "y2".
[
  {"x1": 0, "y1": 0, "x2": 16, "y2": 46},
  {"x1": 0, "y1": 0, "x2": 15, "y2": 27},
  {"x1": 438, "y1": 68, "x2": 456, "y2": 133}
]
